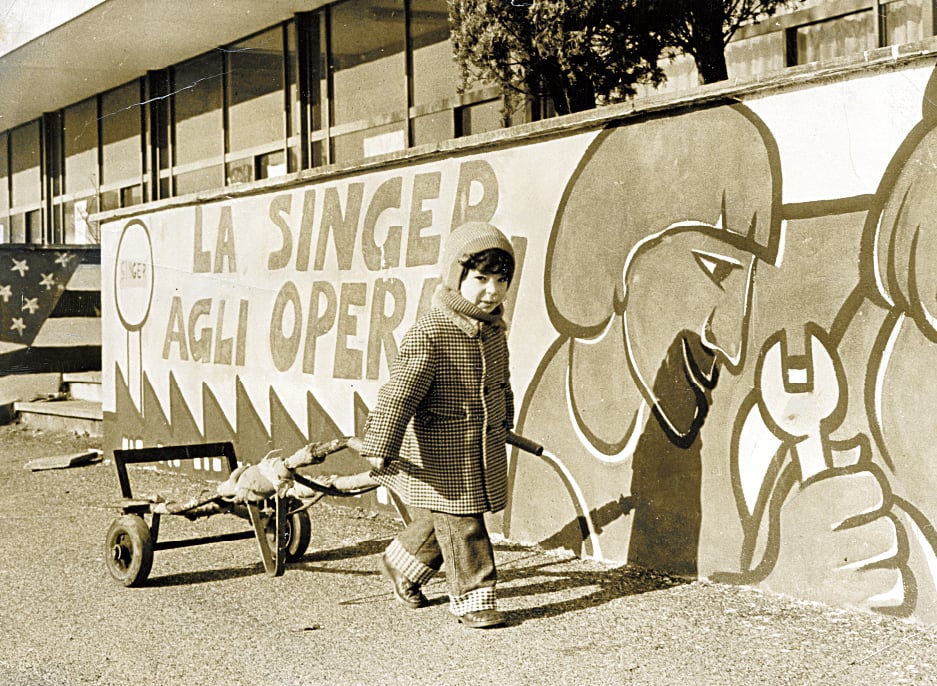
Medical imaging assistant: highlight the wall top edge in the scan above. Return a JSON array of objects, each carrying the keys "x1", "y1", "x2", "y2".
[{"x1": 91, "y1": 41, "x2": 937, "y2": 225}]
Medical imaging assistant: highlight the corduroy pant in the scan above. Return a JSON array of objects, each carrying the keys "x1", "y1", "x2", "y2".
[{"x1": 384, "y1": 505, "x2": 498, "y2": 615}]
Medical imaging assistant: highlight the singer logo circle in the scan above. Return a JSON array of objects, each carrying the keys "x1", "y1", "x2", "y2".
[{"x1": 114, "y1": 219, "x2": 154, "y2": 331}]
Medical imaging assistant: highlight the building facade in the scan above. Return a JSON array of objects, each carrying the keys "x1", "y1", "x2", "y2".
[
  {"x1": 6, "y1": 0, "x2": 937, "y2": 625},
  {"x1": 1, "y1": 0, "x2": 935, "y2": 246}
]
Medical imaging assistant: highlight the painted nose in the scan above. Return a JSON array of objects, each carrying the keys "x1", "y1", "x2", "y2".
[{"x1": 702, "y1": 261, "x2": 755, "y2": 369}]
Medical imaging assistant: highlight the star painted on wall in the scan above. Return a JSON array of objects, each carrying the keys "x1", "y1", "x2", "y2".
[
  {"x1": 0, "y1": 249, "x2": 86, "y2": 346},
  {"x1": 21, "y1": 297, "x2": 39, "y2": 314},
  {"x1": 39, "y1": 273, "x2": 56, "y2": 291}
]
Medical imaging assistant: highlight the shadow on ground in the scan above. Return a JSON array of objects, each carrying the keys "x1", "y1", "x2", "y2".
[
  {"x1": 139, "y1": 533, "x2": 687, "y2": 625},
  {"x1": 297, "y1": 538, "x2": 688, "y2": 620}
]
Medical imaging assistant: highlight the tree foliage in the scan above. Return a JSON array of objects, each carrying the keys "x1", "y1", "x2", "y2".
[
  {"x1": 448, "y1": 0, "x2": 805, "y2": 117},
  {"x1": 659, "y1": 0, "x2": 804, "y2": 83},
  {"x1": 448, "y1": 0, "x2": 671, "y2": 117}
]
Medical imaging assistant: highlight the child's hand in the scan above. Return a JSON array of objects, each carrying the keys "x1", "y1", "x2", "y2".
[{"x1": 364, "y1": 454, "x2": 386, "y2": 471}]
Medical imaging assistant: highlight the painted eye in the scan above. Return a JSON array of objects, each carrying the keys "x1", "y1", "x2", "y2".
[{"x1": 692, "y1": 249, "x2": 743, "y2": 291}]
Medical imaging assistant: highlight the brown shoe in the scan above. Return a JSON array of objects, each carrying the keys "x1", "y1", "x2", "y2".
[
  {"x1": 380, "y1": 554, "x2": 428, "y2": 609},
  {"x1": 458, "y1": 609, "x2": 506, "y2": 628}
]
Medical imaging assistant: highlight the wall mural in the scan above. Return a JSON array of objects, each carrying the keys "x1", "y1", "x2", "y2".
[
  {"x1": 102, "y1": 57, "x2": 937, "y2": 622},
  {"x1": 0, "y1": 246, "x2": 100, "y2": 376},
  {"x1": 505, "y1": 103, "x2": 782, "y2": 574},
  {"x1": 717, "y1": 66, "x2": 937, "y2": 622}
]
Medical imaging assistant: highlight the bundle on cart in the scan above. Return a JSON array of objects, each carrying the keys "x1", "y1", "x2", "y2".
[
  {"x1": 103, "y1": 437, "x2": 377, "y2": 587},
  {"x1": 103, "y1": 432, "x2": 542, "y2": 587}
]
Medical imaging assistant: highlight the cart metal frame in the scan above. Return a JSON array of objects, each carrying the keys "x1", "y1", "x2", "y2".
[
  {"x1": 104, "y1": 434, "x2": 541, "y2": 587},
  {"x1": 106, "y1": 441, "x2": 349, "y2": 586}
]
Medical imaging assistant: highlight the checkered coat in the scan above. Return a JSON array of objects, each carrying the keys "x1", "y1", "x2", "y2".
[{"x1": 362, "y1": 302, "x2": 514, "y2": 515}]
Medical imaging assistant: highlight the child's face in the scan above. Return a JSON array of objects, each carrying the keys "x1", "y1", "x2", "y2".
[{"x1": 460, "y1": 268, "x2": 509, "y2": 313}]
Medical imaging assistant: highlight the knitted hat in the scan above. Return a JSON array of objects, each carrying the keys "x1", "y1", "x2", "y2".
[{"x1": 440, "y1": 221, "x2": 514, "y2": 290}]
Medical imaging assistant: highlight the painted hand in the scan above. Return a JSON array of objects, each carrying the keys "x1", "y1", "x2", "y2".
[{"x1": 760, "y1": 466, "x2": 908, "y2": 613}]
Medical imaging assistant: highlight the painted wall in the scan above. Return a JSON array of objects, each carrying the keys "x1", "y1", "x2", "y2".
[
  {"x1": 102, "y1": 56, "x2": 937, "y2": 623},
  {"x1": 0, "y1": 245, "x2": 100, "y2": 376}
]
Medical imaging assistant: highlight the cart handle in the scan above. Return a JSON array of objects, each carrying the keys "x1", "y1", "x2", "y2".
[
  {"x1": 292, "y1": 472, "x2": 379, "y2": 498},
  {"x1": 507, "y1": 432, "x2": 544, "y2": 456}
]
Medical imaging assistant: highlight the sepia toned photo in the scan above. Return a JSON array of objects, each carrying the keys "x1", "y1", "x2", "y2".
[{"x1": 1, "y1": 1, "x2": 936, "y2": 683}]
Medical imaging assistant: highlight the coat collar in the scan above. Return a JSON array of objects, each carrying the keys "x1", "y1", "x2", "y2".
[
  {"x1": 431, "y1": 286, "x2": 510, "y2": 338},
  {"x1": 434, "y1": 288, "x2": 483, "y2": 337}
]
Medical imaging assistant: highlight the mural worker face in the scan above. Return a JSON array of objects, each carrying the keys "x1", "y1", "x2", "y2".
[{"x1": 622, "y1": 226, "x2": 757, "y2": 441}]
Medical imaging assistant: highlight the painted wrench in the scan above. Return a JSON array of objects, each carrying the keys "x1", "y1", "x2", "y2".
[{"x1": 758, "y1": 329, "x2": 841, "y2": 480}]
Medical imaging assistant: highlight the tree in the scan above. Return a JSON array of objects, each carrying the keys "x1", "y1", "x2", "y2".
[
  {"x1": 659, "y1": 0, "x2": 804, "y2": 84},
  {"x1": 448, "y1": 0, "x2": 672, "y2": 117},
  {"x1": 449, "y1": 0, "x2": 806, "y2": 119}
]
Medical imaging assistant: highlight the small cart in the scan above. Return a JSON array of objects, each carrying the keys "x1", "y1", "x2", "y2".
[
  {"x1": 104, "y1": 433, "x2": 542, "y2": 587},
  {"x1": 104, "y1": 438, "x2": 376, "y2": 587}
]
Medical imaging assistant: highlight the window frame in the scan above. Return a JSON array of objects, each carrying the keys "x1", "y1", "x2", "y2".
[{"x1": 224, "y1": 23, "x2": 294, "y2": 185}]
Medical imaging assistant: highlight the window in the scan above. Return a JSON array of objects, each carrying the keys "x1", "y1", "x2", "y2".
[
  {"x1": 149, "y1": 70, "x2": 172, "y2": 201},
  {"x1": 726, "y1": 32, "x2": 786, "y2": 82},
  {"x1": 788, "y1": 10, "x2": 876, "y2": 66},
  {"x1": 9, "y1": 121, "x2": 41, "y2": 243},
  {"x1": 62, "y1": 98, "x2": 100, "y2": 243},
  {"x1": 286, "y1": 21, "x2": 302, "y2": 174},
  {"x1": 301, "y1": 11, "x2": 330, "y2": 167},
  {"x1": 333, "y1": 122, "x2": 406, "y2": 160},
  {"x1": 298, "y1": 1, "x2": 511, "y2": 162},
  {"x1": 880, "y1": 0, "x2": 928, "y2": 46},
  {"x1": 226, "y1": 26, "x2": 289, "y2": 183},
  {"x1": 64, "y1": 98, "x2": 99, "y2": 198},
  {"x1": 173, "y1": 51, "x2": 224, "y2": 195},
  {"x1": 409, "y1": 0, "x2": 458, "y2": 145},
  {"x1": 456, "y1": 98, "x2": 504, "y2": 137},
  {"x1": 330, "y1": 0, "x2": 407, "y2": 162},
  {"x1": 100, "y1": 81, "x2": 145, "y2": 212},
  {"x1": 786, "y1": 1, "x2": 934, "y2": 67},
  {"x1": 45, "y1": 111, "x2": 64, "y2": 242}
]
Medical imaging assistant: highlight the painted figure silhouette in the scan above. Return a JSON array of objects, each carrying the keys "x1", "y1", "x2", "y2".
[{"x1": 505, "y1": 104, "x2": 783, "y2": 572}]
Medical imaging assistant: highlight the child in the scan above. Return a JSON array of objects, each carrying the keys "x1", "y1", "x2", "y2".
[{"x1": 361, "y1": 221, "x2": 516, "y2": 629}]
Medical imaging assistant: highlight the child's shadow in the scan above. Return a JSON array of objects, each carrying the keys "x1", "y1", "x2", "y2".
[
  {"x1": 293, "y1": 538, "x2": 688, "y2": 620},
  {"x1": 493, "y1": 542, "x2": 689, "y2": 624},
  {"x1": 291, "y1": 537, "x2": 395, "y2": 577}
]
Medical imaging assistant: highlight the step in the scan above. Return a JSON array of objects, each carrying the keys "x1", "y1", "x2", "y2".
[
  {"x1": 64, "y1": 371, "x2": 102, "y2": 403},
  {"x1": 13, "y1": 398, "x2": 102, "y2": 436},
  {"x1": 63, "y1": 371, "x2": 102, "y2": 384},
  {"x1": 0, "y1": 373, "x2": 63, "y2": 426},
  {"x1": 0, "y1": 373, "x2": 62, "y2": 405}
]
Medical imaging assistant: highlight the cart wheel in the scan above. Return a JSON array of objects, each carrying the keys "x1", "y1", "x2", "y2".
[
  {"x1": 284, "y1": 509, "x2": 312, "y2": 561},
  {"x1": 266, "y1": 508, "x2": 312, "y2": 562},
  {"x1": 104, "y1": 514, "x2": 154, "y2": 587}
]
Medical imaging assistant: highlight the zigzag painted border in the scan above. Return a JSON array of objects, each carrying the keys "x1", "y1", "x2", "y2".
[{"x1": 104, "y1": 363, "x2": 381, "y2": 508}]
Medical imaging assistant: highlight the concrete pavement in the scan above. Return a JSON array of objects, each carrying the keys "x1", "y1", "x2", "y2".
[{"x1": 0, "y1": 424, "x2": 935, "y2": 685}]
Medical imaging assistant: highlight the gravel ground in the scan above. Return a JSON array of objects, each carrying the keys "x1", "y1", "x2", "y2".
[{"x1": 0, "y1": 422, "x2": 935, "y2": 685}]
